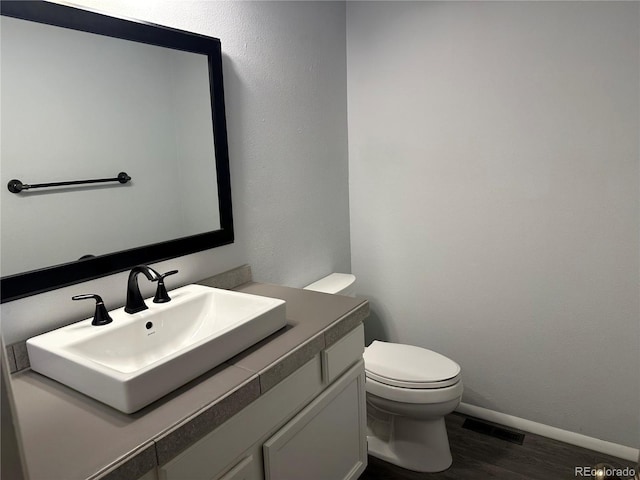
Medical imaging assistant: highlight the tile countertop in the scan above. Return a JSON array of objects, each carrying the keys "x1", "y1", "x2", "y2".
[{"x1": 9, "y1": 282, "x2": 369, "y2": 480}]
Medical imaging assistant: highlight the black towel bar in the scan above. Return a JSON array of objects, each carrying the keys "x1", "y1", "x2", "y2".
[{"x1": 7, "y1": 172, "x2": 131, "y2": 193}]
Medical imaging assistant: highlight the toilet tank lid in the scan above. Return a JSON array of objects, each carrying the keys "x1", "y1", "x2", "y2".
[
  {"x1": 363, "y1": 341, "x2": 461, "y2": 385},
  {"x1": 303, "y1": 273, "x2": 355, "y2": 294}
]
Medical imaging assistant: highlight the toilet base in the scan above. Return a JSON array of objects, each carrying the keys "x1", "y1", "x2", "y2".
[{"x1": 367, "y1": 413, "x2": 453, "y2": 473}]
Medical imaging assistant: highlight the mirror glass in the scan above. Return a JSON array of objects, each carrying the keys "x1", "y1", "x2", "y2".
[{"x1": 0, "y1": 1, "x2": 233, "y2": 302}]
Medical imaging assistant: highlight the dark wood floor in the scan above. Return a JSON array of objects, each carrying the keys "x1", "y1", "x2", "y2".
[{"x1": 359, "y1": 413, "x2": 637, "y2": 479}]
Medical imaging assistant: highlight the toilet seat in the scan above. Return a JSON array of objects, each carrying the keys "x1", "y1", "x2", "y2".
[
  {"x1": 366, "y1": 375, "x2": 463, "y2": 404},
  {"x1": 367, "y1": 371, "x2": 461, "y2": 389},
  {"x1": 364, "y1": 341, "x2": 461, "y2": 389}
]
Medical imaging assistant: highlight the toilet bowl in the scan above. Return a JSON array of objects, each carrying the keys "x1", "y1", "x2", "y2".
[
  {"x1": 304, "y1": 273, "x2": 463, "y2": 473},
  {"x1": 364, "y1": 341, "x2": 462, "y2": 472}
]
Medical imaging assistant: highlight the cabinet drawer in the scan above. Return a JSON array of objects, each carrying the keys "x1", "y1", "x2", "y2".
[{"x1": 322, "y1": 323, "x2": 364, "y2": 384}]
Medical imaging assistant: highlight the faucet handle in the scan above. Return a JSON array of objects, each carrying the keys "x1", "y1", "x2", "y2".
[
  {"x1": 153, "y1": 270, "x2": 179, "y2": 304},
  {"x1": 72, "y1": 294, "x2": 113, "y2": 326}
]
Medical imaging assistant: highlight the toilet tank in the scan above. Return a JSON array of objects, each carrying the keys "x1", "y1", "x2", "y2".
[{"x1": 304, "y1": 273, "x2": 356, "y2": 297}]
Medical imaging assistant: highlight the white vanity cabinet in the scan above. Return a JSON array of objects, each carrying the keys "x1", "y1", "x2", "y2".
[{"x1": 157, "y1": 324, "x2": 366, "y2": 480}]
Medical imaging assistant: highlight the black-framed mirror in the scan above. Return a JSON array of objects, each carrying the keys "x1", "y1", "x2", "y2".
[{"x1": 0, "y1": 1, "x2": 233, "y2": 303}]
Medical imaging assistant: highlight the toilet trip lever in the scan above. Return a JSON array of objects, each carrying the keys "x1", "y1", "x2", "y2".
[
  {"x1": 153, "y1": 270, "x2": 179, "y2": 303},
  {"x1": 72, "y1": 294, "x2": 113, "y2": 326}
]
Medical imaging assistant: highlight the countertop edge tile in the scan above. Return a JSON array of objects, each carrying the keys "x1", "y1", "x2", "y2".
[
  {"x1": 324, "y1": 301, "x2": 370, "y2": 347},
  {"x1": 155, "y1": 376, "x2": 261, "y2": 466},
  {"x1": 258, "y1": 333, "x2": 325, "y2": 394},
  {"x1": 13, "y1": 341, "x2": 30, "y2": 371},
  {"x1": 5, "y1": 344, "x2": 17, "y2": 373},
  {"x1": 90, "y1": 442, "x2": 157, "y2": 480}
]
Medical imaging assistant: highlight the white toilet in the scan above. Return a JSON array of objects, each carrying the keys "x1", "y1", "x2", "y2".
[{"x1": 304, "y1": 273, "x2": 463, "y2": 473}]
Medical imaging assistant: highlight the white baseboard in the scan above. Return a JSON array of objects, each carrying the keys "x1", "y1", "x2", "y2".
[{"x1": 456, "y1": 402, "x2": 639, "y2": 463}]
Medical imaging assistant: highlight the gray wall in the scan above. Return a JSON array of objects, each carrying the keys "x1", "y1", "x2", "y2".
[
  {"x1": 1, "y1": 1, "x2": 350, "y2": 344},
  {"x1": 347, "y1": 1, "x2": 639, "y2": 447}
]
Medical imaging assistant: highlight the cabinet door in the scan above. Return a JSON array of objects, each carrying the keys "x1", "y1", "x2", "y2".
[{"x1": 263, "y1": 361, "x2": 367, "y2": 480}]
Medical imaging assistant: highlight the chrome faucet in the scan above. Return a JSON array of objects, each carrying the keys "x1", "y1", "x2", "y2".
[{"x1": 125, "y1": 265, "x2": 160, "y2": 314}]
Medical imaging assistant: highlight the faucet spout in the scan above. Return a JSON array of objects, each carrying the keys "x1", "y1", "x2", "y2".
[{"x1": 125, "y1": 265, "x2": 160, "y2": 314}]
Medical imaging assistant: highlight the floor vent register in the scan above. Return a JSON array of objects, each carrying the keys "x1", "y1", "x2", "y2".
[{"x1": 462, "y1": 418, "x2": 526, "y2": 445}]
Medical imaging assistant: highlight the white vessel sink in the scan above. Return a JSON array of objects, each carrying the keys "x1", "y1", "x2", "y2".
[{"x1": 27, "y1": 284, "x2": 286, "y2": 413}]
